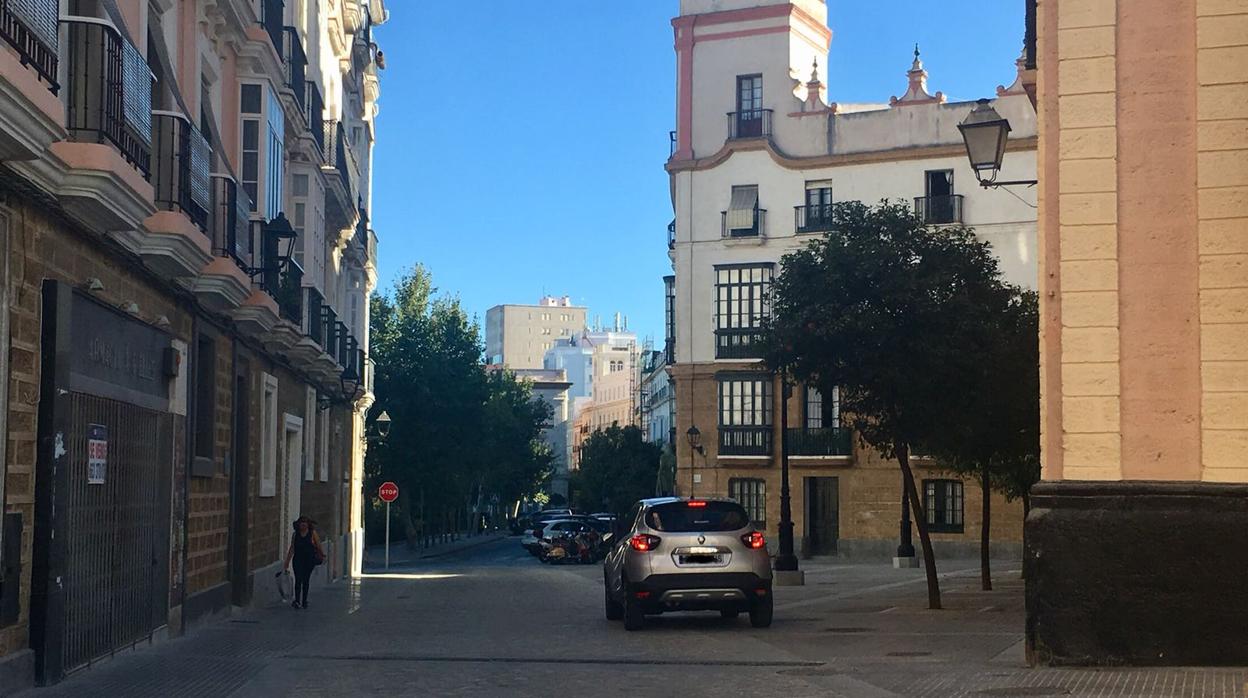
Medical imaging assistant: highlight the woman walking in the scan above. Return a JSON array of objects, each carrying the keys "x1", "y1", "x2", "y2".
[{"x1": 283, "y1": 516, "x2": 325, "y2": 609}]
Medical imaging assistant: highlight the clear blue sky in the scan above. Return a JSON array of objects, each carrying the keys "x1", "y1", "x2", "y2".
[{"x1": 370, "y1": 1, "x2": 1024, "y2": 344}]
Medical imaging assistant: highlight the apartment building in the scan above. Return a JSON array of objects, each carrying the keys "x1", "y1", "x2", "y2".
[
  {"x1": 0, "y1": 0, "x2": 385, "y2": 686},
  {"x1": 666, "y1": 0, "x2": 1037, "y2": 559},
  {"x1": 485, "y1": 295, "x2": 586, "y2": 369}
]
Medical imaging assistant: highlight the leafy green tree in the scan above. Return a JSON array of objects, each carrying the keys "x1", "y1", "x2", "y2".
[
  {"x1": 572, "y1": 424, "x2": 662, "y2": 516},
  {"x1": 365, "y1": 265, "x2": 553, "y2": 545},
  {"x1": 924, "y1": 290, "x2": 1040, "y2": 590},
  {"x1": 766, "y1": 200, "x2": 1015, "y2": 609}
]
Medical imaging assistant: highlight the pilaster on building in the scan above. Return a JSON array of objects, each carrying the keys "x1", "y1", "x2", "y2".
[
  {"x1": 0, "y1": 0, "x2": 388, "y2": 687},
  {"x1": 664, "y1": 0, "x2": 1037, "y2": 561}
]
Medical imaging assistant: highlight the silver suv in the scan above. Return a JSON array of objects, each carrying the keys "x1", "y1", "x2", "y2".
[{"x1": 603, "y1": 497, "x2": 773, "y2": 630}]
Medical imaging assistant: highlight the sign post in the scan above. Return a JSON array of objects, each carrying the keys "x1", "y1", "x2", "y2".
[{"x1": 378, "y1": 481, "x2": 399, "y2": 570}]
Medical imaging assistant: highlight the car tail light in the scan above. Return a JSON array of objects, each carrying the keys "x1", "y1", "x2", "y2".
[
  {"x1": 741, "y1": 531, "x2": 766, "y2": 549},
  {"x1": 629, "y1": 534, "x2": 661, "y2": 552},
  {"x1": 687, "y1": 500, "x2": 707, "y2": 508}
]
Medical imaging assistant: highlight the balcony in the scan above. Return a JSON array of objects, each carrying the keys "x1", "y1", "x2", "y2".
[
  {"x1": 795, "y1": 204, "x2": 836, "y2": 234},
  {"x1": 663, "y1": 337, "x2": 675, "y2": 365},
  {"x1": 322, "y1": 120, "x2": 360, "y2": 231},
  {"x1": 321, "y1": 304, "x2": 339, "y2": 358},
  {"x1": 727, "y1": 109, "x2": 772, "y2": 140},
  {"x1": 715, "y1": 328, "x2": 766, "y2": 359},
  {"x1": 914, "y1": 194, "x2": 964, "y2": 225},
  {"x1": 257, "y1": 0, "x2": 282, "y2": 56},
  {"x1": 1, "y1": 0, "x2": 58, "y2": 89},
  {"x1": 151, "y1": 112, "x2": 211, "y2": 232},
  {"x1": 668, "y1": 130, "x2": 676, "y2": 157},
  {"x1": 274, "y1": 258, "x2": 304, "y2": 325},
  {"x1": 306, "y1": 80, "x2": 324, "y2": 154},
  {"x1": 210, "y1": 174, "x2": 251, "y2": 268},
  {"x1": 787, "y1": 427, "x2": 852, "y2": 457},
  {"x1": 667, "y1": 219, "x2": 675, "y2": 249},
  {"x1": 719, "y1": 426, "x2": 772, "y2": 456},
  {"x1": 63, "y1": 17, "x2": 151, "y2": 176},
  {"x1": 721, "y1": 209, "x2": 766, "y2": 238},
  {"x1": 282, "y1": 27, "x2": 306, "y2": 114}
]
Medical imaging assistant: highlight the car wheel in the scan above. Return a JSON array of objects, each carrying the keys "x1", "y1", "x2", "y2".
[
  {"x1": 623, "y1": 594, "x2": 645, "y2": 631},
  {"x1": 719, "y1": 609, "x2": 740, "y2": 620},
  {"x1": 604, "y1": 581, "x2": 624, "y2": 621},
  {"x1": 749, "y1": 593, "x2": 773, "y2": 628}
]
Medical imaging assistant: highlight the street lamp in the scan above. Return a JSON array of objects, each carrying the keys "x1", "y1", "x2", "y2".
[
  {"x1": 775, "y1": 366, "x2": 800, "y2": 580},
  {"x1": 375, "y1": 410, "x2": 392, "y2": 439},
  {"x1": 957, "y1": 99, "x2": 1037, "y2": 189},
  {"x1": 685, "y1": 425, "x2": 703, "y2": 498}
]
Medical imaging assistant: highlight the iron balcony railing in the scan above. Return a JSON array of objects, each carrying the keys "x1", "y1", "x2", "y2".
[
  {"x1": 1, "y1": 0, "x2": 58, "y2": 89},
  {"x1": 719, "y1": 426, "x2": 773, "y2": 456},
  {"x1": 62, "y1": 17, "x2": 152, "y2": 177},
  {"x1": 305, "y1": 287, "x2": 325, "y2": 346},
  {"x1": 355, "y1": 203, "x2": 370, "y2": 256},
  {"x1": 282, "y1": 26, "x2": 306, "y2": 114},
  {"x1": 795, "y1": 204, "x2": 836, "y2": 234},
  {"x1": 336, "y1": 321, "x2": 353, "y2": 367},
  {"x1": 275, "y1": 258, "x2": 304, "y2": 324},
  {"x1": 152, "y1": 112, "x2": 211, "y2": 232},
  {"x1": 715, "y1": 327, "x2": 766, "y2": 359},
  {"x1": 668, "y1": 130, "x2": 676, "y2": 157},
  {"x1": 667, "y1": 219, "x2": 675, "y2": 249},
  {"x1": 257, "y1": 0, "x2": 283, "y2": 57},
  {"x1": 210, "y1": 174, "x2": 251, "y2": 269},
  {"x1": 663, "y1": 337, "x2": 675, "y2": 365},
  {"x1": 727, "y1": 108, "x2": 772, "y2": 139},
  {"x1": 914, "y1": 194, "x2": 964, "y2": 225},
  {"x1": 787, "y1": 427, "x2": 852, "y2": 457},
  {"x1": 306, "y1": 80, "x2": 324, "y2": 153},
  {"x1": 323, "y1": 120, "x2": 358, "y2": 202},
  {"x1": 721, "y1": 209, "x2": 766, "y2": 238},
  {"x1": 321, "y1": 305, "x2": 339, "y2": 358},
  {"x1": 365, "y1": 355, "x2": 376, "y2": 395}
]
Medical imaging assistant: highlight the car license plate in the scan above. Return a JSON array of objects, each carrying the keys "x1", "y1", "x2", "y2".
[
  {"x1": 680, "y1": 555, "x2": 719, "y2": 564},
  {"x1": 686, "y1": 546, "x2": 718, "y2": 555}
]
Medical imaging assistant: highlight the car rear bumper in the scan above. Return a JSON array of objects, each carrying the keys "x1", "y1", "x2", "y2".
[{"x1": 628, "y1": 572, "x2": 771, "y2": 612}]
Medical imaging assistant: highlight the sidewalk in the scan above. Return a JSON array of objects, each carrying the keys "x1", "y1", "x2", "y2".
[{"x1": 361, "y1": 531, "x2": 505, "y2": 569}]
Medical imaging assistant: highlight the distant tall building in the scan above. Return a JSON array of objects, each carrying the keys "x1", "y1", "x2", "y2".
[
  {"x1": 485, "y1": 296, "x2": 587, "y2": 368},
  {"x1": 564, "y1": 315, "x2": 640, "y2": 471}
]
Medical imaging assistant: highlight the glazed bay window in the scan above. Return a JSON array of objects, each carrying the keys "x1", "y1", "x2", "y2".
[
  {"x1": 663, "y1": 274, "x2": 675, "y2": 364},
  {"x1": 729, "y1": 478, "x2": 766, "y2": 528},
  {"x1": 718, "y1": 373, "x2": 772, "y2": 456},
  {"x1": 714, "y1": 263, "x2": 773, "y2": 359},
  {"x1": 240, "y1": 83, "x2": 284, "y2": 219},
  {"x1": 924, "y1": 479, "x2": 964, "y2": 533}
]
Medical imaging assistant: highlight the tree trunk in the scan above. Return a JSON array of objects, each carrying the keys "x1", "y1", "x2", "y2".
[
  {"x1": 898, "y1": 442, "x2": 942, "y2": 609},
  {"x1": 980, "y1": 461, "x2": 992, "y2": 591},
  {"x1": 1021, "y1": 492, "x2": 1031, "y2": 580}
]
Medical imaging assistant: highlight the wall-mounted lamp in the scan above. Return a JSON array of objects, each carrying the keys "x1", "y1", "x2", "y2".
[{"x1": 958, "y1": 99, "x2": 1037, "y2": 189}]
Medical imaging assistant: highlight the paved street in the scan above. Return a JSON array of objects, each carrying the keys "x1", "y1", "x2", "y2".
[{"x1": 18, "y1": 538, "x2": 1248, "y2": 697}]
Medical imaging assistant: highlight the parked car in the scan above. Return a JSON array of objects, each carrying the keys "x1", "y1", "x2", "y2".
[{"x1": 602, "y1": 497, "x2": 773, "y2": 631}]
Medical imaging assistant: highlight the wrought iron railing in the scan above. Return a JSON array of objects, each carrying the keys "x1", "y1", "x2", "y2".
[
  {"x1": 276, "y1": 258, "x2": 304, "y2": 324},
  {"x1": 668, "y1": 130, "x2": 676, "y2": 157},
  {"x1": 323, "y1": 120, "x2": 355, "y2": 199},
  {"x1": 719, "y1": 426, "x2": 772, "y2": 456},
  {"x1": 210, "y1": 174, "x2": 251, "y2": 269},
  {"x1": 715, "y1": 328, "x2": 766, "y2": 359},
  {"x1": 306, "y1": 80, "x2": 324, "y2": 153},
  {"x1": 914, "y1": 194, "x2": 964, "y2": 225},
  {"x1": 305, "y1": 287, "x2": 324, "y2": 346},
  {"x1": 787, "y1": 427, "x2": 852, "y2": 456},
  {"x1": 667, "y1": 220, "x2": 676, "y2": 249},
  {"x1": 663, "y1": 337, "x2": 675, "y2": 365},
  {"x1": 151, "y1": 112, "x2": 211, "y2": 232},
  {"x1": 727, "y1": 108, "x2": 772, "y2": 139},
  {"x1": 721, "y1": 209, "x2": 766, "y2": 238},
  {"x1": 355, "y1": 203, "x2": 370, "y2": 256},
  {"x1": 1, "y1": 0, "x2": 58, "y2": 89},
  {"x1": 795, "y1": 204, "x2": 836, "y2": 234},
  {"x1": 282, "y1": 26, "x2": 306, "y2": 114},
  {"x1": 62, "y1": 17, "x2": 152, "y2": 176},
  {"x1": 336, "y1": 321, "x2": 352, "y2": 367},
  {"x1": 321, "y1": 305, "x2": 339, "y2": 358}
]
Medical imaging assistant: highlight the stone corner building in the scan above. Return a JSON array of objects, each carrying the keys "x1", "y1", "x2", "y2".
[
  {"x1": 664, "y1": 0, "x2": 1037, "y2": 561},
  {"x1": 0, "y1": 0, "x2": 385, "y2": 687}
]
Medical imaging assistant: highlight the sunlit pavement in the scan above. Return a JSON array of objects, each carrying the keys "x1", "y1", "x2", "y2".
[{"x1": 18, "y1": 539, "x2": 1248, "y2": 697}]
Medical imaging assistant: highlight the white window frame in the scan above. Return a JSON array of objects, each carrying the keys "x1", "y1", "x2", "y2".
[
  {"x1": 260, "y1": 372, "x2": 279, "y2": 497},
  {"x1": 304, "y1": 387, "x2": 316, "y2": 481},
  {"x1": 318, "y1": 403, "x2": 330, "y2": 482}
]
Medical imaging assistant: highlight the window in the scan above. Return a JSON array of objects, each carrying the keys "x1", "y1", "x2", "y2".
[
  {"x1": 542, "y1": 327, "x2": 551, "y2": 335},
  {"x1": 240, "y1": 83, "x2": 283, "y2": 218},
  {"x1": 804, "y1": 386, "x2": 840, "y2": 429},
  {"x1": 729, "y1": 478, "x2": 766, "y2": 528},
  {"x1": 922, "y1": 169, "x2": 957, "y2": 224},
  {"x1": 714, "y1": 263, "x2": 773, "y2": 359},
  {"x1": 304, "y1": 388, "x2": 316, "y2": 481},
  {"x1": 645, "y1": 501, "x2": 750, "y2": 532},
  {"x1": 800, "y1": 181, "x2": 834, "y2": 233},
  {"x1": 193, "y1": 335, "x2": 216, "y2": 463},
  {"x1": 924, "y1": 479, "x2": 964, "y2": 533},
  {"x1": 725, "y1": 185, "x2": 761, "y2": 237},
  {"x1": 718, "y1": 373, "x2": 772, "y2": 455},
  {"x1": 260, "y1": 373, "x2": 278, "y2": 497},
  {"x1": 734, "y1": 74, "x2": 765, "y2": 138}
]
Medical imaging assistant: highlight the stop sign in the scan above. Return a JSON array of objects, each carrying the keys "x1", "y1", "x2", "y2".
[{"x1": 378, "y1": 481, "x2": 399, "y2": 503}]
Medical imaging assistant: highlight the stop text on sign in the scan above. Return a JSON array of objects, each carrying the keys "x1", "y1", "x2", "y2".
[{"x1": 378, "y1": 481, "x2": 399, "y2": 503}]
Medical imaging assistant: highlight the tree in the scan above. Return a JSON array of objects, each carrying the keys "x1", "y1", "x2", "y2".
[
  {"x1": 924, "y1": 289, "x2": 1040, "y2": 590},
  {"x1": 765, "y1": 200, "x2": 1015, "y2": 610},
  {"x1": 365, "y1": 265, "x2": 553, "y2": 546},
  {"x1": 572, "y1": 424, "x2": 662, "y2": 516}
]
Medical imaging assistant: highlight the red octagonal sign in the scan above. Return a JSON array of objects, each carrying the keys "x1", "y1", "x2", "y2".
[{"x1": 378, "y1": 481, "x2": 399, "y2": 503}]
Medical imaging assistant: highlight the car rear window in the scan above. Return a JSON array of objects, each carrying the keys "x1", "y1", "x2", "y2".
[{"x1": 644, "y1": 502, "x2": 750, "y2": 532}]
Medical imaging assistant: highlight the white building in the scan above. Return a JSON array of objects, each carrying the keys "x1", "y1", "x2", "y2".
[
  {"x1": 510, "y1": 368, "x2": 573, "y2": 498},
  {"x1": 667, "y1": 0, "x2": 1036, "y2": 557}
]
